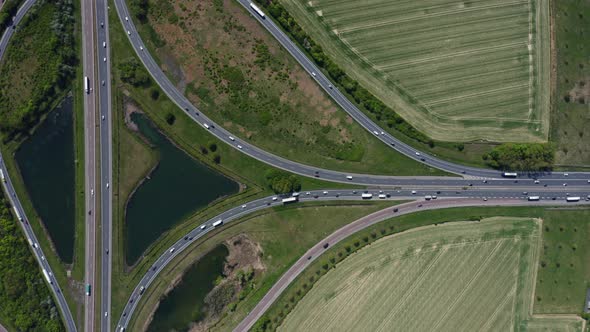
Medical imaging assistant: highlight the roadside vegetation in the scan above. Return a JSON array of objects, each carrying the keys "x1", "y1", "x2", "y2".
[
  {"x1": 125, "y1": 0, "x2": 443, "y2": 176},
  {"x1": 0, "y1": 0, "x2": 25, "y2": 34},
  {"x1": 122, "y1": 200, "x2": 397, "y2": 332},
  {"x1": 0, "y1": 193, "x2": 64, "y2": 331},
  {"x1": 0, "y1": 0, "x2": 84, "y2": 323},
  {"x1": 255, "y1": 206, "x2": 590, "y2": 330},
  {"x1": 108, "y1": 2, "x2": 363, "y2": 323},
  {"x1": 550, "y1": 1, "x2": 590, "y2": 169}
]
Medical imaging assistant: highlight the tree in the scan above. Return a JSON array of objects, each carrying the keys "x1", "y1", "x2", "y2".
[
  {"x1": 483, "y1": 143, "x2": 554, "y2": 171},
  {"x1": 165, "y1": 113, "x2": 175, "y2": 125}
]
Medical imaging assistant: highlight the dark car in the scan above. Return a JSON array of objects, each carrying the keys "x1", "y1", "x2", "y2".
[
  {"x1": 393, "y1": 208, "x2": 399, "y2": 213},
  {"x1": 323, "y1": 243, "x2": 329, "y2": 249}
]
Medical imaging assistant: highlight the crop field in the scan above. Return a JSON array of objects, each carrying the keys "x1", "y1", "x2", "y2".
[
  {"x1": 279, "y1": 218, "x2": 582, "y2": 331},
  {"x1": 280, "y1": 0, "x2": 551, "y2": 142}
]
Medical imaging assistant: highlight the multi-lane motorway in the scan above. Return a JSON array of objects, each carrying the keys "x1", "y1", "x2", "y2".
[
  {"x1": 81, "y1": 0, "x2": 97, "y2": 329},
  {"x1": 94, "y1": 0, "x2": 114, "y2": 330}
]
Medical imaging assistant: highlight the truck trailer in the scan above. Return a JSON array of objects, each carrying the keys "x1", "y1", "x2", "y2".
[
  {"x1": 281, "y1": 197, "x2": 298, "y2": 204},
  {"x1": 42, "y1": 269, "x2": 52, "y2": 284},
  {"x1": 212, "y1": 219, "x2": 223, "y2": 227},
  {"x1": 249, "y1": 3, "x2": 265, "y2": 18}
]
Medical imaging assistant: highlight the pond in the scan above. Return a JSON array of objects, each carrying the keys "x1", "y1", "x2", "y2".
[
  {"x1": 147, "y1": 244, "x2": 229, "y2": 332},
  {"x1": 15, "y1": 96, "x2": 76, "y2": 263},
  {"x1": 125, "y1": 113, "x2": 238, "y2": 264}
]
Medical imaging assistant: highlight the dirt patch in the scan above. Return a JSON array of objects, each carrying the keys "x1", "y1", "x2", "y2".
[
  {"x1": 567, "y1": 78, "x2": 590, "y2": 105},
  {"x1": 123, "y1": 95, "x2": 144, "y2": 132},
  {"x1": 163, "y1": 234, "x2": 265, "y2": 332}
]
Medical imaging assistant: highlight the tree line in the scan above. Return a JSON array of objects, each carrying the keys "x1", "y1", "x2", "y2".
[{"x1": 0, "y1": 194, "x2": 64, "y2": 331}]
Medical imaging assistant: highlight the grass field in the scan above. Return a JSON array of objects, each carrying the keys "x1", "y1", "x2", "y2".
[
  {"x1": 122, "y1": 201, "x2": 397, "y2": 332},
  {"x1": 279, "y1": 217, "x2": 581, "y2": 331},
  {"x1": 127, "y1": 0, "x2": 443, "y2": 176},
  {"x1": 550, "y1": 1, "x2": 590, "y2": 169},
  {"x1": 258, "y1": 206, "x2": 590, "y2": 330},
  {"x1": 280, "y1": 0, "x2": 551, "y2": 142}
]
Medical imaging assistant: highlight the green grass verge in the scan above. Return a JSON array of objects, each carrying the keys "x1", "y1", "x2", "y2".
[
  {"x1": 124, "y1": 0, "x2": 445, "y2": 176},
  {"x1": 550, "y1": 1, "x2": 590, "y2": 169},
  {"x1": 107, "y1": 1, "x2": 364, "y2": 326},
  {"x1": 123, "y1": 200, "x2": 398, "y2": 332},
  {"x1": 257, "y1": 206, "x2": 590, "y2": 330}
]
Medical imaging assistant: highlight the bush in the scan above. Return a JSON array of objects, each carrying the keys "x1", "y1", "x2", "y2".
[
  {"x1": 213, "y1": 154, "x2": 221, "y2": 164},
  {"x1": 483, "y1": 143, "x2": 554, "y2": 171},
  {"x1": 208, "y1": 142, "x2": 217, "y2": 152},
  {"x1": 118, "y1": 57, "x2": 151, "y2": 87},
  {"x1": 165, "y1": 113, "x2": 175, "y2": 125},
  {"x1": 150, "y1": 88, "x2": 159, "y2": 100},
  {"x1": 264, "y1": 169, "x2": 301, "y2": 194}
]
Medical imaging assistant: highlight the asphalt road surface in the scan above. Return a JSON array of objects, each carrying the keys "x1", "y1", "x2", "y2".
[
  {"x1": 0, "y1": 1, "x2": 77, "y2": 331},
  {"x1": 81, "y1": 0, "x2": 97, "y2": 329},
  {"x1": 94, "y1": 0, "x2": 114, "y2": 330},
  {"x1": 115, "y1": 188, "x2": 590, "y2": 331},
  {"x1": 113, "y1": 0, "x2": 590, "y2": 185}
]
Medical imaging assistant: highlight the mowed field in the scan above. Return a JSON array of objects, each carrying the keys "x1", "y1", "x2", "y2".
[
  {"x1": 280, "y1": 0, "x2": 551, "y2": 142},
  {"x1": 279, "y1": 218, "x2": 583, "y2": 331}
]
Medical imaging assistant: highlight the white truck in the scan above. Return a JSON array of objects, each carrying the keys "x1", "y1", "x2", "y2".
[
  {"x1": 502, "y1": 172, "x2": 518, "y2": 178},
  {"x1": 84, "y1": 76, "x2": 90, "y2": 94},
  {"x1": 13, "y1": 206, "x2": 22, "y2": 222},
  {"x1": 566, "y1": 196, "x2": 580, "y2": 202},
  {"x1": 249, "y1": 3, "x2": 265, "y2": 18},
  {"x1": 212, "y1": 219, "x2": 223, "y2": 227},
  {"x1": 527, "y1": 196, "x2": 540, "y2": 201},
  {"x1": 282, "y1": 197, "x2": 298, "y2": 204},
  {"x1": 0, "y1": 168, "x2": 5, "y2": 182},
  {"x1": 42, "y1": 269, "x2": 52, "y2": 284},
  {"x1": 361, "y1": 193, "x2": 373, "y2": 199}
]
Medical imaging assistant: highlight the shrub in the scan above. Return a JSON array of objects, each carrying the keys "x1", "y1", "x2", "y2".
[{"x1": 165, "y1": 112, "x2": 175, "y2": 125}]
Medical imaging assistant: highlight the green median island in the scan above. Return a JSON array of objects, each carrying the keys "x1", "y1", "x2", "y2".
[{"x1": 124, "y1": 112, "x2": 239, "y2": 265}]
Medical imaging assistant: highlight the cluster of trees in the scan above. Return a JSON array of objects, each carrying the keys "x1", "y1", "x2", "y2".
[
  {"x1": 0, "y1": 196, "x2": 64, "y2": 331},
  {"x1": 0, "y1": 1, "x2": 77, "y2": 140},
  {"x1": 118, "y1": 57, "x2": 151, "y2": 87},
  {"x1": 255, "y1": 0, "x2": 433, "y2": 146},
  {"x1": 483, "y1": 143, "x2": 554, "y2": 171},
  {"x1": 129, "y1": 0, "x2": 149, "y2": 23},
  {"x1": 0, "y1": 0, "x2": 24, "y2": 34},
  {"x1": 264, "y1": 169, "x2": 301, "y2": 194}
]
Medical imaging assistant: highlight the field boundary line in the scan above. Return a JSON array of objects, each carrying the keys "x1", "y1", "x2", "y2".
[
  {"x1": 428, "y1": 239, "x2": 507, "y2": 331},
  {"x1": 338, "y1": 1, "x2": 529, "y2": 34},
  {"x1": 425, "y1": 83, "x2": 529, "y2": 106},
  {"x1": 480, "y1": 284, "x2": 518, "y2": 331}
]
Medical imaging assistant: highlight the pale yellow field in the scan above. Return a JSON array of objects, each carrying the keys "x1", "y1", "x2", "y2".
[
  {"x1": 279, "y1": 218, "x2": 582, "y2": 331},
  {"x1": 280, "y1": 0, "x2": 551, "y2": 142}
]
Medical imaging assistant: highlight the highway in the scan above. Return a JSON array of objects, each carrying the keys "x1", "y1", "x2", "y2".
[
  {"x1": 114, "y1": 188, "x2": 590, "y2": 331},
  {"x1": 0, "y1": 0, "x2": 77, "y2": 331},
  {"x1": 94, "y1": 0, "x2": 114, "y2": 330},
  {"x1": 81, "y1": 0, "x2": 97, "y2": 329},
  {"x1": 112, "y1": 0, "x2": 590, "y2": 185},
  {"x1": 234, "y1": 197, "x2": 589, "y2": 331}
]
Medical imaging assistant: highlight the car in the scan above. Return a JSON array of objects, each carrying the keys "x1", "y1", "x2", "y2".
[
  {"x1": 483, "y1": 197, "x2": 488, "y2": 201},
  {"x1": 393, "y1": 208, "x2": 399, "y2": 213},
  {"x1": 125, "y1": 16, "x2": 129, "y2": 21},
  {"x1": 241, "y1": 204, "x2": 246, "y2": 209},
  {"x1": 184, "y1": 236, "x2": 188, "y2": 240},
  {"x1": 352, "y1": 190, "x2": 357, "y2": 194},
  {"x1": 588, "y1": 180, "x2": 590, "y2": 184},
  {"x1": 373, "y1": 130, "x2": 379, "y2": 136},
  {"x1": 130, "y1": 298, "x2": 134, "y2": 303},
  {"x1": 306, "y1": 192, "x2": 310, "y2": 195},
  {"x1": 390, "y1": 142, "x2": 396, "y2": 146},
  {"x1": 123, "y1": 312, "x2": 127, "y2": 317},
  {"x1": 415, "y1": 152, "x2": 421, "y2": 156},
  {"x1": 127, "y1": 30, "x2": 131, "y2": 35},
  {"x1": 292, "y1": 192, "x2": 300, "y2": 197},
  {"x1": 102, "y1": 115, "x2": 105, "y2": 120},
  {"x1": 336, "y1": 193, "x2": 340, "y2": 197},
  {"x1": 380, "y1": 131, "x2": 385, "y2": 135},
  {"x1": 200, "y1": 224, "x2": 206, "y2": 230},
  {"x1": 272, "y1": 197, "x2": 278, "y2": 201},
  {"x1": 544, "y1": 184, "x2": 548, "y2": 187},
  {"x1": 313, "y1": 194, "x2": 319, "y2": 198},
  {"x1": 105, "y1": 312, "x2": 108, "y2": 317},
  {"x1": 103, "y1": 57, "x2": 106, "y2": 62},
  {"x1": 41, "y1": 255, "x2": 45, "y2": 260},
  {"x1": 432, "y1": 195, "x2": 437, "y2": 199},
  {"x1": 140, "y1": 46, "x2": 143, "y2": 51},
  {"x1": 103, "y1": 41, "x2": 106, "y2": 48},
  {"x1": 189, "y1": 236, "x2": 193, "y2": 240},
  {"x1": 307, "y1": 255, "x2": 312, "y2": 260},
  {"x1": 328, "y1": 84, "x2": 333, "y2": 89},
  {"x1": 420, "y1": 158, "x2": 425, "y2": 161},
  {"x1": 106, "y1": 183, "x2": 109, "y2": 188},
  {"x1": 152, "y1": 266, "x2": 157, "y2": 271},
  {"x1": 101, "y1": 80, "x2": 105, "y2": 86},
  {"x1": 237, "y1": 145, "x2": 243, "y2": 149},
  {"x1": 564, "y1": 173, "x2": 569, "y2": 176},
  {"x1": 91, "y1": 189, "x2": 94, "y2": 196},
  {"x1": 552, "y1": 197, "x2": 557, "y2": 200},
  {"x1": 229, "y1": 136, "x2": 235, "y2": 141},
  {"x1": 346, "y1": 175, "x2": 353, "y2": 180},
  {"x1": 311, "y1": 72, "x2": 316, "y2": 77},
  {"x1": 534, "y1": 180, "x2": 540, "y2": 184},
  {"x1": 323, "y1": 191, "x2": 328, "y2": 195},
  {"x1": 522, "y1": 192, "x2": 528, "y2": 195},
  {"x1": 106, "y1": 249, "x2": 109, "y2": 254},
  {"x1": 469, "y1": 183, "x2": 473, "y2": 186},
  {"x1": 170, "y1": 248, "x2": 175, "y2": 253},
  {"x1": 436, "y1": 191, "x2": 441, "y2": 194},
  {"x1": 323, "y1": 243, "x2": 329, "y2": 249},
  {"x1": 563, "y1": 183, "x2": 567, "y2": 186},
  {"x1": 100, "y1": 22, "x2": 104, "y2": 27},
  {"x1": 417, "y1": 204, "x2": 423, "y2": 207},
  {"x1": 411, "y1": 190, "x2": 417, "y2": 195},
  {"x1": 483, "y1": 180, "x2": 488, "y2": 183}
]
